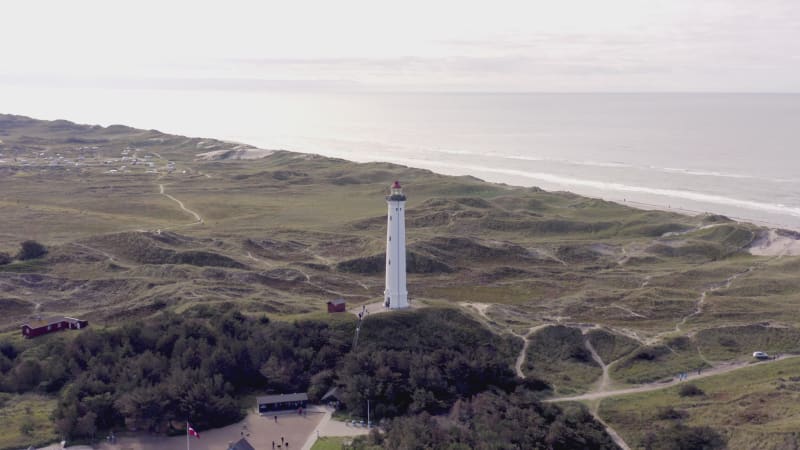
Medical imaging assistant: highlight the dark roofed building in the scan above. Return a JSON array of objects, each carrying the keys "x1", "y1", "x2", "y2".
[
  {"x1": 257, "y1": 392, "x2": 308, "y2": 413},
  {"x1": 227, "y1": 438, "x2": 255, "y2": 450},
  {"x1": 21, "y1": 316, "x2": 88, "y2": 338},
  {"x1": 327, "y1": 298, "x2": 346, "y2": 313}
]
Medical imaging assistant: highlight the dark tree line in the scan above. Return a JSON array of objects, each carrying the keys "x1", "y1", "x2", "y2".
[
  {"x1": 350, "y1": 390, "x2": 617, "y2": 450},
  {"x1": 0, "y1": 311, "x2": 351, "y2": 438},
  {"x1": 338, "y1": 308, "x2": 523, "y2": 420},
  {"x1": 1, "y1": 307, "x2": 624, "y2": 448}
]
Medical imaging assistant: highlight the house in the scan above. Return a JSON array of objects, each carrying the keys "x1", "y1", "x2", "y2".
[
  {"x1": 257, "y1": 393, "x2": 308, "y2": 414},
  {"x1": 327, "y1": 299, "x2": 346, "y2": 313},
  {"x1": 22, "y1": 316, "x2": 89, "y2": 339},
  {"x1": 227, "y1": 438, "x2": 255, "y2": 450}
]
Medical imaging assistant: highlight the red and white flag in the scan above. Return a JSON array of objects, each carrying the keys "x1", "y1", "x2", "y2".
[{"x1": 188, "y1": 423, "x2": 200, "y2": 439}]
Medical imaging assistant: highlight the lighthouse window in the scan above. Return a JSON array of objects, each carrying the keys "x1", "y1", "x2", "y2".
[
  {"x1": 389, "y1": 236, "x2": 391, "y2": 241},
  {"x1": 388, "y1": 259, "x2": 391, "y2": 265}
]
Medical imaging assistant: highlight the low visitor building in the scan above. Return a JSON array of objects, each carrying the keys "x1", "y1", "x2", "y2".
[
  {"x1": 257, "y1": 393, "x2": 309, "y2": 414},
  {"x1": 21, "y1": 316, "x2": 88, "y2": 338},
  {"x1": 226, "y1": 438, "x2": 255, "y2": 450}
]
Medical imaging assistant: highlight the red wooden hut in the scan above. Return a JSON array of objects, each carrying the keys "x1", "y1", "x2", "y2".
[
  {"x1": 21, "y1": 316, "x2": 89, "y2": 338},
  {"x1": 327, "y1": 299, "x2": 346, "y2": 313}
]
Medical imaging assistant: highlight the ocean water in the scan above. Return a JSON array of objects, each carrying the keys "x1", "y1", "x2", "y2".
[{"x1": 3, "y1": 89, "x2": 799, "y2": 228}]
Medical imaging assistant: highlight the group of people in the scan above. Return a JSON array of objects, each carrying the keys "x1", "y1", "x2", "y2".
[
  {"x1": 677, "y1": 367, "x2": 702, "y2": 381},
  {"x1": 272, "y1": 436, "x2": 289, "y2": 449}
]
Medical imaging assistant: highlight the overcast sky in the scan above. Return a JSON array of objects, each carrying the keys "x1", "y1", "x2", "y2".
[{"x1": 2, "y1": 0, "x2": 800, "y2": 92}]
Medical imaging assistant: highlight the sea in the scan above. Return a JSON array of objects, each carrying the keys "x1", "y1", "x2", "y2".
[{"x1": 3, "y1": 88, "x2": 799, "y2": 229}]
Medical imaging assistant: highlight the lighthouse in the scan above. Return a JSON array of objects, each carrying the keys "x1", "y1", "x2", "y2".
[{"x1": 384, "y1": 181, "x2": 409, "y2": 309}]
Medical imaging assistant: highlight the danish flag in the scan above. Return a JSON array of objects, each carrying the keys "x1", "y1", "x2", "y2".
[{"x1": 188, "y1": 422, "x2": 200, "y2": 438}]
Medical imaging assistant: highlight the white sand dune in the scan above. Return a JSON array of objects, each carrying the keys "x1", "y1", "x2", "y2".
[
  {"x1": 749, "y1": 229, "x2": 800, "y2": 256},
  {"x1": 195, "y1": 148, "x2": 275, "y2": 160}
]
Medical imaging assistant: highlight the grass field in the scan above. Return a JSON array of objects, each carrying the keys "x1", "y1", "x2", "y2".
[
  {"x1": 311, "y1": 436, "x2": 352, "y2": 450},
  {"x1": 0, "y1": 394, "x2": 59, "y2": 450},
  {"x1": 599, "y1": 357, "x2": 800, "y2": 450}
]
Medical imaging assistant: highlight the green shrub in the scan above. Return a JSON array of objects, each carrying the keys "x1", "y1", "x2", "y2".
[
  {"x1": 678, "y1": 384, "x2": 705, "y2": 397},
  {"x1": 17, "y1": 240, "x2": 47, "y2": 260},
  {"x1": 642, "y1": 424, "x2": 726, "y2": 450}
]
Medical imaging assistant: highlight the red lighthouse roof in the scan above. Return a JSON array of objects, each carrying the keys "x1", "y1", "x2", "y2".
[{"x1": 392, "y1": 180, "x2": 401, "y2": 189}]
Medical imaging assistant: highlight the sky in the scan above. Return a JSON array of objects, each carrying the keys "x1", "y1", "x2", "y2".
[{"x1": 1, "y1": 0, "x2": 799, "y2": 92}]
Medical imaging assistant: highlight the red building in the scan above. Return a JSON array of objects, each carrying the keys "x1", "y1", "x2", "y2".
[
  {"x1": 327, "y1": 299, "x2": 346, "y2": 313},
  {"x1": 21, "y1": 316, "x2": 89, "y2": 338}
]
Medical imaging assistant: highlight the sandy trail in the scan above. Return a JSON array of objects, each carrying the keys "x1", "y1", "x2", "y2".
[
  {"x1": 72, "y1": 242, "x2": 118, "y2": 262},
  {"x1": 585, "y1": 336, "x2": 611, "y2": 395},
  {"x1": 583, "y1": 332, "x2": 631, "y2": 450},
  {"x1": 246, "y1": 251, "x2": 275, "y2": 268},
  {"x1": 549, "y1": 353, "x2": 800, "y2": 403},
  {"x1": 674, "y1": 264, "x2": 754, "y2": 333},
  {"x1": 159, "y1": 183, "x2": 204, "y2": 227},
  {"x1": 456, "y1": 302, "x2": 632, "y2": 448},
  {"x1": 611, "y1": 304, "x2": 648, "y2": 319},
  {"x1": 510, "y1": 325, "x2": 547, "y2": 378}
]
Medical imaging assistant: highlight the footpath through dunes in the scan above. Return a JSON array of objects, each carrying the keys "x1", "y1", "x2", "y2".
[
  {"x1": 548, "y1": 353, "x2": 800, "y2": 403},
  {"x1": 457, "y1": 302, "x2": 632, "y2": 450},
  {"x1": 158, "y1": 183, "x2": 204, "y2": 228}
]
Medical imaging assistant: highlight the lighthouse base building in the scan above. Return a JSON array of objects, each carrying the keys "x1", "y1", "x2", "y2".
[{"x1": 384, "y1": 181, "x2": 409, "y2": 309}]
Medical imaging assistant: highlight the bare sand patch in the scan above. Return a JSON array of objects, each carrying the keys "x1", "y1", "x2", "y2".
[
  {"x1": 195, "y1": 148, "x2": 275, "y2": 161},
  {"x1": 749, "y1": 229, "x2": 800, "y2": 256}
]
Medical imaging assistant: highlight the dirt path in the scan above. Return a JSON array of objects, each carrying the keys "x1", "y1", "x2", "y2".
[
  {"x1": 158, "y1": 183, "x2": 204, "y2": 227},
  {"x1": 71, "y1": 242, "x2": 118, "y2": 262},
  {"x1": 456, "y1": 302, "x2": 632, "y2": 448},
  {"x1": 246, "y1": 251, "x2": 275, "y2": 268},
  {"x1": 585, "y1": 337, "x2": 611, "y2": 395},
  {"x1": 611, "y1": 304, "x2": 648, "y2": 319},
  {"x1": 674, "y1": 265, "x2": 754, "y2": 333},
  {"x1": 582, "y1": 332, "x2": 632, "y2": 450},
  {"x1": 510, "y1": 325, "x2": 547, "y2": 379},
  {"x1": 549, "y1": 353, "x2": 800, "y2": 403},
  {"x1": 595, "y1": 416, "x2": 631, "y2": 450}
]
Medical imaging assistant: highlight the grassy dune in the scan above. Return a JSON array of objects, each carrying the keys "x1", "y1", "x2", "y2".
[{"x1": 600, "y1": 357, "x2": 800, "y2": 449}]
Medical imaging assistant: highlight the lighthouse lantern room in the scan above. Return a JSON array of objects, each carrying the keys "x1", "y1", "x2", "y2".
[{"x1": 384, "y1": 181, "x2": 409, "y2": 309}]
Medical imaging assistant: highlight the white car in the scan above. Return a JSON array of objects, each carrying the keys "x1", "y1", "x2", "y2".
[{"x1": 753, "y1": 351, "x2": 769, "y2": 360}]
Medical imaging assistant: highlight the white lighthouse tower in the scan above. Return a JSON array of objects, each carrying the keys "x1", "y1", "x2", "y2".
[{"x1": 384, "y1": 181, "x2": 409, "y2": 309}]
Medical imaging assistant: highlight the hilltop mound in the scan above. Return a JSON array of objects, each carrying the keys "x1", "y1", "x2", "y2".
[{"x1": 91, "y1": 232, "x2": 245, "y2": 268}]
